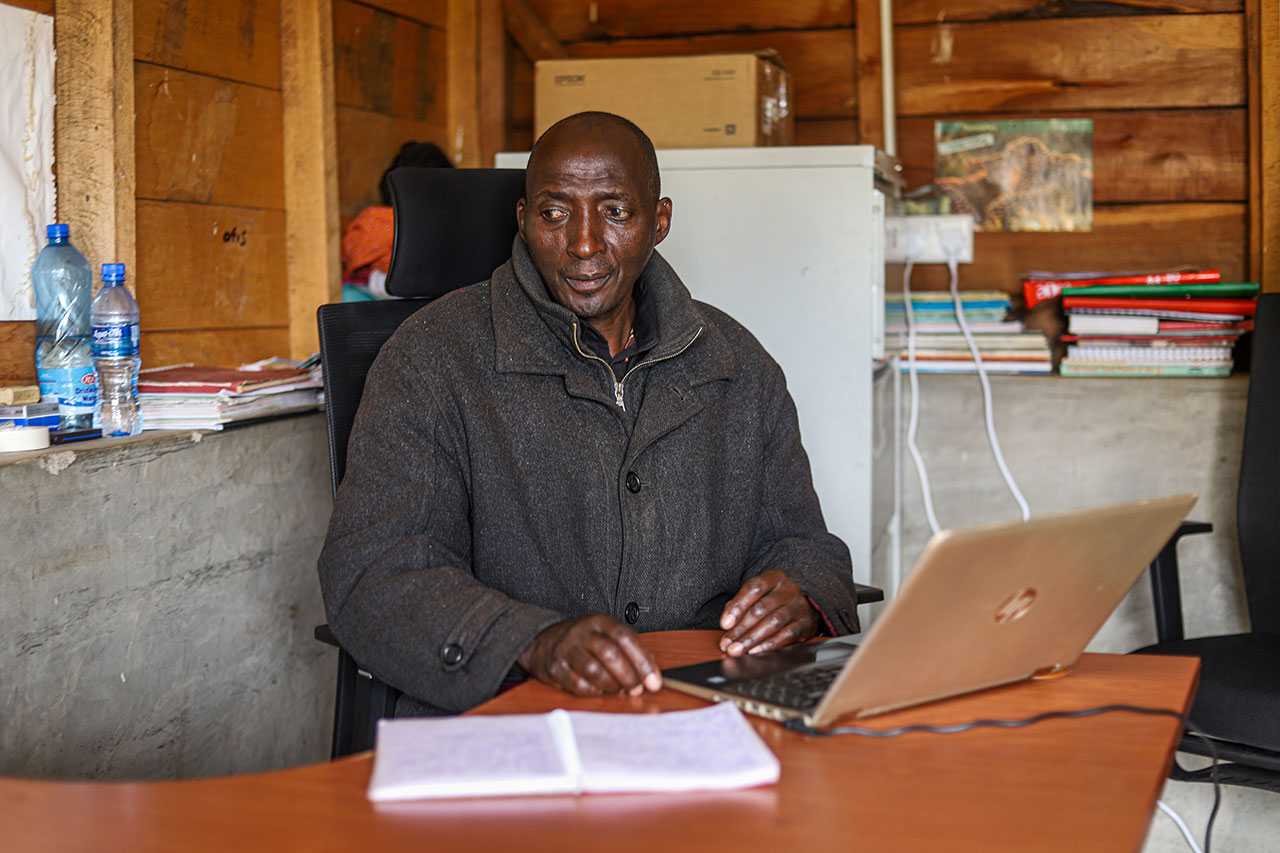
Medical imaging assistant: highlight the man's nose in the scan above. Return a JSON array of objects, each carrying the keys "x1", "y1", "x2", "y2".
[{"x1": 567, "y1": 212, "x2": 605, "y2": 259}]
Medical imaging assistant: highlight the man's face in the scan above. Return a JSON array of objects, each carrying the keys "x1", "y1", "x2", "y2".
[{"x1": 517, "y1": 124, "x2": 671, "y2": 325}]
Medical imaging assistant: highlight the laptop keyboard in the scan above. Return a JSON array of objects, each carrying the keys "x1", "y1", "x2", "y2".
[{"x1": 730, "y1": 664, "x2": 842, "y2": 710}]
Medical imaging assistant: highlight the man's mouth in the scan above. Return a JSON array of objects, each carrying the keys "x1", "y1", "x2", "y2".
[{"x1": 563, "y1": 270, "x2": 613, "y2": 290}]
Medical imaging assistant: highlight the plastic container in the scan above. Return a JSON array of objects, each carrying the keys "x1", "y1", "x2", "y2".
[
  {"x1": 90, "y1": 262, "x2": 142, "y2": 436},
  {"x1": 33, "y1": 223, "x2": 97, "y2": 430}
]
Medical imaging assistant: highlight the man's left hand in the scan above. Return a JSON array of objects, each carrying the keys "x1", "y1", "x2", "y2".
[{"x1": 718, "y1": 569, "x2": 819, "y2": 657}]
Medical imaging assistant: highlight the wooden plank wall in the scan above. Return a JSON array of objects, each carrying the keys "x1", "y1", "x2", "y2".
[
  {"x1": 134, "y1": 0, "x2": 290, "y2": 367},
  {"x1": 512, "y1": 1, "x2": 1250, "y2": 298},
  {"x1": 332, "y1": 0, "x2": 448, "y2": 234}
]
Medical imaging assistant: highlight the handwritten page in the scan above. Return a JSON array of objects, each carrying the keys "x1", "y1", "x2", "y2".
[
  {"x1": 367, "y1": 703, "x2": 779, "y2": 802},
  {"x1": 568, "y1": 703, "x2": 780, "y2": 793},
  {"x1": 367, "y1": 712, "x2": 576, "y2": 802}
]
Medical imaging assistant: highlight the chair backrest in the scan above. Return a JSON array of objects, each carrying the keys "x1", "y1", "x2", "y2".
[
  {"x1": 319, "y1": 166, "x2": 528, "y2": 495},
  {"x1": 384, "y1": 167, "x2": 526, "y2": 297},
  {"x1": 317, "y1": 299, "x2": 430, "y2": 495},
  {"x1": 1237, "y1": 292, "x2": 1280, "y2": 633}
]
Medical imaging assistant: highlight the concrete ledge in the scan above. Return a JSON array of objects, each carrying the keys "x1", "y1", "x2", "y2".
[{"x1": 2, "y1": 413, "x2": 334, "y2": 780}]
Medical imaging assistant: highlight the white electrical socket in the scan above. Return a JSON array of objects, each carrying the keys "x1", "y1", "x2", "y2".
[{"x1": 884, "y1": 214, "x2": 975, "y2": 264}]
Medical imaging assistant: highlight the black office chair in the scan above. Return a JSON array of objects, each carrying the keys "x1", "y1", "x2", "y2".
[
  {"x1": 315, "y1": 167, "x2": 526, "y2": 757},
  {"x1": 314, "y1": 166, "x2": 885, "y2": 758},
  {"x1": 1133, "y1": 292, "x2": 1280, "y2": 792}
]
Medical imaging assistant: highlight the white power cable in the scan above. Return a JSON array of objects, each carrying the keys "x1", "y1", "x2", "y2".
[
  {"x1": 902, "y1": 255, "x2": 942, "y2": 536},
  {"x1": 1156, "y1": 799, "x2": 1205, "y2": 853},
  {"x1": 942, "y1": 230, "x2": 1030, "y2": 522}
]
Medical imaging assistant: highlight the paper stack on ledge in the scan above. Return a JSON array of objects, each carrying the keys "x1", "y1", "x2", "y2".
[
  {"x1": 138, "y1": 356, "x2": 322, "y2": 431},
  {"x1": 1038, "y1": 270, "x2": 1259, "y2": 378},
  {"x1": 886, "y1": 290, "x2": 1052, "y2": 374}
]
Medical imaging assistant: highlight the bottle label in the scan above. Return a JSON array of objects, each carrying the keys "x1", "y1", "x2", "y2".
[
  {"x1": 92, "y1": 323, "x2": 140, "y2": 358},
  {"x1": 37, "y1": 365, "x2": 98, "y2": 414}
]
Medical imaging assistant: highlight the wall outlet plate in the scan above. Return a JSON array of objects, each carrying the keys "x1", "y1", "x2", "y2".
[{"x1": 885, "y1": 214, "x2": 975, "y2": 264}]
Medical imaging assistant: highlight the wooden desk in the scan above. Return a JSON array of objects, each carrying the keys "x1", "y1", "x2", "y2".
[{"x1": 0, "y1": 631, "x2": 1196, "y2": 852}]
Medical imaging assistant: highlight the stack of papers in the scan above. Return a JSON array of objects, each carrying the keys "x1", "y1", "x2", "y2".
[{"x1": 139, "y1": 357, "x2": 323, "y2": 431}]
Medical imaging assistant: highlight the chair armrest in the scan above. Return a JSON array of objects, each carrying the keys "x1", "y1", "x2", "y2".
[
  {"x1": 314, "y1": 623, "x2": 339, "y2": 647},
  {"x1": 1147, "y1": 520, "x2": 1213, "y2": 644},
  {"x1": 854, "y1": 583, "x2": 884, "y2": 605}
]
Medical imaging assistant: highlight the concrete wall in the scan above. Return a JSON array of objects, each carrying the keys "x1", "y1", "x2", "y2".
[
  {"x1": 884, "y1": 373, "x2": 1249, "y2": 649},
  {"x1": 1, "y1": 414, "x2": 334, "y2": 781}
]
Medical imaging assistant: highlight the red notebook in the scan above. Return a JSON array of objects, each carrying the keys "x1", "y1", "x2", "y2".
[
  {"x1": 138, "y1": 365, "x2": 318, "y2": 394},
  {"x1": 1062, "y1": 296, "x2": 1257, "y2": 315}
]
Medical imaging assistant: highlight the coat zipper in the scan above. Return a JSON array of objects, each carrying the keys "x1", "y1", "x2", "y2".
[{"x1": 571, "y1": 322, "x2": 703, "y2": 411}]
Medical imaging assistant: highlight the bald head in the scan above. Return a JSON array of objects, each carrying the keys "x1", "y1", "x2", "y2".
[{"x1": 527, "y1": 112, "x2": 660, "y2": 202}]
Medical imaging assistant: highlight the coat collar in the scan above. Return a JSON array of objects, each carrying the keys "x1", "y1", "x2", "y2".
[{"x1": 491, "y1": 237, "x2": 734, "y2": 387}]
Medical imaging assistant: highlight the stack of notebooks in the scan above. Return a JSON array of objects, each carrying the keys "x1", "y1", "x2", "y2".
[
  {"x1": 138, "y1": 356, "x2": 323, "y2": 431},
  {"x1": 1027, "y1": 270, "x2": 1257, "y2": 378},
  {"x1": 885, "y1": 290, "x2": 1053, "y2": 374}
]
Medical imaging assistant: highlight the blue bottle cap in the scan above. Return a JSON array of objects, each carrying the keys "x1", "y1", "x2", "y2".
[
  {"x1": 47, "y1": 223, "x2": 69, "y2": 239},
  {"x1": 101, "y1": 262, "x2": 126, "y2": 282}
]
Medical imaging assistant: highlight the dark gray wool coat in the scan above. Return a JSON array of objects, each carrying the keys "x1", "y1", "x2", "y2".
[{"x1": 318, "y1": 237, "x2": 859, "y2": 714}]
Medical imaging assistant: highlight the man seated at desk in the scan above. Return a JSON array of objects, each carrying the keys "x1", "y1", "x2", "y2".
[{"x1": 318, "y1": 111, "x2": 859, "y2": 716}]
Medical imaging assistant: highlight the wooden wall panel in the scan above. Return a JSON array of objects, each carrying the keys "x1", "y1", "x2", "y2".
[
  {"x1": 334, "y1": 0, "x2": 450, "y2": 227},
  {"x1": 0, "y1": 323, "x2": 36, "y2": 383},
  {"x1": 893, "y1": 1, "x2": 1240, "y2": 25},
  {"x1": 134, "y1": 0, "x2": 282, "y2": 90},
  {"x1": 135, "y1": 65, "x2": 286, "y2": 209},
  {"x1": 372, "y1": 0, "x2": 446, "y2": 27},
  {"x1": 898, "y1": 203, "x2": 1247, "y2": 292},
  {"x1": 896, "y1": 109, "x2": 1247, "y2": 203},
  {"x1": 896, "y1": 15, "x2": 1244, "y2": 114},
  {"x1": 526, "y1": 0, "x2": 852, "y2": 41},
  {"x1": 2, "y1": 0, "x2": 53, "y2": 13},
  {"x1": 135, "y1": 201, "x2": 288, "y2": 331},
  {"x1": 333, "y1": 0, "x2": 447, "y2": 124},
  {"x1": 142, "y1": 328, "x2": 289, "y2": 370},
  {"x1": 335, "y1": 107, "x2": 442, "y2": 225}
]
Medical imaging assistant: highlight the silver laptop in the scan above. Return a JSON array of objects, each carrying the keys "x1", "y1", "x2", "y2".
[{"x1": 663, "y1": 494, "x2": 1196, "y2": 727}]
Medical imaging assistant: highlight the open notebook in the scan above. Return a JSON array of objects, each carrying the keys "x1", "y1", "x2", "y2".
[{"x1": 367, "y1": 702, "x2": 779, "y2": 802}]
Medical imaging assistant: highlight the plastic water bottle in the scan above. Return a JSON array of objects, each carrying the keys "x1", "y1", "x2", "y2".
[
  {"x1": 33, "y1": 224, "x2": 97, "y2": 430},
  {"x1": 91, "y1": 262, "x2": 142, "y2": 436}
]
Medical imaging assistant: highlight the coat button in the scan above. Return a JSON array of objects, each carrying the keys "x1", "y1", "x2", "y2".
[
  {"x1": 441, "y1": 643, "x2": 464, "y2": 665},
  {"x1": 624, "y1": 601, "x2": 640, "y2": 624},
  {"x1": 625, "y1": 472, "x2": 642, "y2": 493}
]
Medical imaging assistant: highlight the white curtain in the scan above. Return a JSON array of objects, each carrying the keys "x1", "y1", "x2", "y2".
[{"x1": 0, "y1": 4, "x2": 55, "y2": 321}]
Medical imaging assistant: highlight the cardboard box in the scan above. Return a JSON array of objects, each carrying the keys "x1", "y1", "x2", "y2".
[{"x1": 534, "y1": 51, "x2": 793, "y2": 149}]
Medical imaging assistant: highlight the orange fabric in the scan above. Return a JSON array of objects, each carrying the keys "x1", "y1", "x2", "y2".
[{"x1": 341, "y1": 206, "x2": 395, "y2": 279}]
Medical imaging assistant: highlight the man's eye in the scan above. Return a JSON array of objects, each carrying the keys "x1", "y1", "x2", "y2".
[
  {"x1": 606, "y1": 207, "x2": 631, "y2": 221},
  {"x1": 541, "y1": 209, "x2": 567, "y2": 222}
]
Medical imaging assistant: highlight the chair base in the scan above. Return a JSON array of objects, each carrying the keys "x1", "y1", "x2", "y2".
[{"x1": 1172, "y1": 757, "x2": 1280, "y2": 793}]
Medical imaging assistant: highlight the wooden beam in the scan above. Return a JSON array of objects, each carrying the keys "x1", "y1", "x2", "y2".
[
  {"x1": 447, "y1": 0, "x2": 481, "y2": 166},
  {"x1": 854, "y1": 0, "x2": 884, "y2": 149},
  {"x1": 504, "y1": 0, "x2": 568, "y2": 62},
  {"x1": 449, "y1": 0, "x2": 507, "y2": 166},
  {"x1": 281, "y1": 0, "x2": 341, "y2": 359},
  {"x1": 479, "y1": 0, "x2": 508, "y2": 164},
  {"x1": 1248, "y1": 0, "x2": 1280, "y2": 291},
  {"x1": 54, "y1": 0, "x2": 135, "y2": 285}
]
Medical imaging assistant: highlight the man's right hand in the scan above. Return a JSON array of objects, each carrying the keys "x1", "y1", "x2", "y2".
[{"x1": 517, "y1": 614, "x2": 662, "y2": 697}]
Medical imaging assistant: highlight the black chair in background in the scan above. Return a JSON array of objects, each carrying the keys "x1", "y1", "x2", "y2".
[
  {"x1": 1133, "y1": 292, "x2": 1280, "y2": 792},
  {"x1": 314, "y1": 166, "x2": 884, "y2": 758}
]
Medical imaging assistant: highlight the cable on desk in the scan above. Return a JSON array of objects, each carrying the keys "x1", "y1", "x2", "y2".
[{"x1": 784, "y1": 704, "x2": 1220, "y2": 853}]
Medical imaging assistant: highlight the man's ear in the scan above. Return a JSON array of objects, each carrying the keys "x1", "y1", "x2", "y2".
[
  {"x1": 653, "y1": 197, "x2": 673, "y2": 246},
  {"x1": 516, "y1": 197, "x2": 527, "y2": 242}
]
